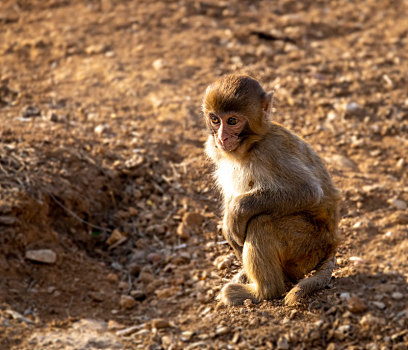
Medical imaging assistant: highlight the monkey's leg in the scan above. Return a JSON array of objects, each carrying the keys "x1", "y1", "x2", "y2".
[{"x1": 220, "y1": 215, "x2": 285, "y2": 306}]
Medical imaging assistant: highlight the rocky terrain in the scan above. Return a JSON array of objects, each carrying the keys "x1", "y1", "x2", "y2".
[{"x1": 0, "y1": 0, "x2": 407, "y2": 349}]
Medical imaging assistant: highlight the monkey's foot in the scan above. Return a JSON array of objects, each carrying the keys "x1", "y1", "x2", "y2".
[
  {"x1": 220, "y1": 283, "x2": 258, "y2": 306},
  {"x1": 284, "y1": 285, "x2": 303, "y2": 306}
]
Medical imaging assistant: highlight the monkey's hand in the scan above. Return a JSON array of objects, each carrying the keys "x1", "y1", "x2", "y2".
[
  {"x1": 223, "y1": 211, "x2": 245, "y2": 247},
  {"x1": 225, "y1": 197, "x2": 251, "y2": 246}
]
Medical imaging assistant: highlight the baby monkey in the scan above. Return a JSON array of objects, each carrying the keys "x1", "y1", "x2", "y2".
[{"x1": 203, "y1": 74, "x2": 340, "y2": 306}]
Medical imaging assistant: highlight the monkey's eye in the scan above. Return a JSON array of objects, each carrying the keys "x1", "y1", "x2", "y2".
[
  {"x1": 209, "y1": 113, "x2": 220, "y2": 124},
  {"x1": 227, "y1": 117, "x2": 238, "y2": 125}
]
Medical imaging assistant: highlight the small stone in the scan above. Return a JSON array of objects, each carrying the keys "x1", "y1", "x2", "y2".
[
  {"x1": 152, "y1": 59, "x2": 166, "y2": 70},
  {"x1": 85, "y1": 44, "x2": 106, "y2": 55},
  {"x1": 214, "y1": 255, "x2": 232, "y2": 270},
  {"x1": 161, "y1": 335, "x2": 173, "y2": 347},
  {"x1": 152, "y1": 318, "x2": 170, "y2": 329},
  {"x1": 372, "y1": 301, "x2": 386, "y2": 310},
  {"x1": 21, "y1": 105, "x2": 41, "y2": 118},
  {"x1": 106, "y1": 229, "x2": 124, "y2": 246},
  {"x1": 396, "y1": 158, "x2": 405, "y2": 170},
  {"x1": 128, "y1": 263, "x2": 141, "y2": 276},
  {"x1": 232, "y1": 332, "x2": 240, "y2": 344},
  {"x1": 88, "y1": 291, "x2": 104, "y2": 302},
  {"x1": 215, "y1": 326, "x2": 230, "y2": 336},
  {"x1": 48, "y1": 111, "x2": 59, "y2": 122},
  {"x1": 391, "y1": 292, "x2": 403, "y2": 300},
  {"x1": 120, "y1": 295, "x2": 136, "y2": 310},
  {"x1": 181, "y1": 331, "x2": 194, "y2": 341},
  {"x1": 176, "y1": 222, "x2": 191, "y2": 240},
  {"x1": 329, "y1": 154, "x2": 358, "y2": 171},
  {"x1": 390, "y1": 212, "x2": 408, "y2": 225},
  {"x1": 0, "y1": 216, "x2": 16, "y2": 225},
  {"x1": 107, "y1": 320, "x2": 125, "y2": 331},
  {"x1": 182, "y1": 212, "x2": 205, "y2": 229},
  {"x1": 25, "y1": 249, "x2": 57, "y2": 264},
  {"x1": 327, "y1": 343, "x2": 338, "y2": 350},
  {"x1": 47, "y1": 286, "x2": 56, "y2": 294},
  {"x1": 139, "y1": 271, "x2": 154, "y2": 284},
  {"x1": 147, "y1": 252, "x2": 162, "y2": 263},
  {"x1": 334, "y1": 325, "x2": 351, "y2": 340},
  {"x1": 343, "y1": 101, "x2": 364, "y2": 118},
  {"x1": 276, "y1": 335, "x2": 289, "y2": 350},
  {"x1": 106, "y1": 273, "x2": 119, "y2": 283},
  {"x1": 388, "y1": 198, "x2": 407, "y2": 210},
  {"x1": 340, "y1": 292, "x2": 351, "y2": 300},
  {"x1": 327, "y1": 111, "x2": 337, "y2": 121},
  {"x1": 118, "y1": 281, "x2": 129, "y2": 290},
  {"x1": 130, "y1": 290, "x2": 146, "y2": 301},
  {"x1": 347, "y1": 296, "x2": 367, "y2": 313},
  {"x1": 94, "y1": 124, "x2": 109, "y2": 135},
  {"x1": 360, "y1": 314, "x2": 383, "y2": 327}
]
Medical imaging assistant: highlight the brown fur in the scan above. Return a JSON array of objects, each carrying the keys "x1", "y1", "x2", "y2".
[{"x1": 203, "y1": 74, "x2": 340, "y2": 306}]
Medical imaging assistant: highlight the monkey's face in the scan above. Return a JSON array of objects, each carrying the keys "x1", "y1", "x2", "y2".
[{"x1": 207, "y1": 113, "x2": 247, "y2": 152}]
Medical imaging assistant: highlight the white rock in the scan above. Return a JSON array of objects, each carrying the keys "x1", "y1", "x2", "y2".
[
  {"x1": 372, "y1": 301, "x2": 386, "y2": 310},
  {"x1": 327, "y1": 111, "x2": 337, "y2": 121},
  {"x1": 388, "y1": 198, "x2": 407, "y2": 210},
  {"x1": 391, "y1": 292, "x2": 403, "y2": 300},
  {"x1": 340, "y1": 292, "x2": 351, "y2": 300},
  {"x1": 25, "y1": 249, "x2": 57, "y2": 264},
  {"x1": 152, "y1": 59, "x2": 165, "y2": 70}
]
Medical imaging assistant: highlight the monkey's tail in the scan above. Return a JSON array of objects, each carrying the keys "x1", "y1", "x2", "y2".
[
  {"x1": 220, "y1": 282, "x2": 259, "y2": 306},
  {"x1": 284, "y1": 255, "x2": 335, "y2": 306}
]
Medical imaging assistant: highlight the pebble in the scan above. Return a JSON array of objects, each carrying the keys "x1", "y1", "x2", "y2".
[
  {"x1": 177, "y1": 222, "x2": 191, "y2": 239},
  {"x1": 94, "y1": 124, "x2": 109, "y2": 135},
  {"x1": 88, "y1": 291, "x2": 104, "y2": 302},
  {"x1": 152, "y1": 318, "x2": 171, "y2": 329},
  {"x1": 147, "y1": 252, "x2": 162, "y2": 263},
  {"x1": 343, "y1": 101, "x2": 364, "y2": 118},
  {"x1": 25, "y1": 249, "x2": 57, "y2": 264},
  {"x1": 181, "y1": 331, "x2": 194, "y2": 341},
  {"x1": 215, "y1": 326, "x2": 231, "y2": 336},
  {"x1": 118, "y1": 281, "x2": 130, "y2": 291},
  {"x1": 0, "y1": 216, "x2": 16, "y2": 225},
  {"x1": 334, "y1": 325, "x2": 351, "y2": 340},
  {"x1": 106, "y1": 273, "x2": 119, "y2": 283},
  {"x1": 391, "y1": 292, "x2": 403, "y2": 300},
  {"x1": 360, "y1": 314, "x2": 383, "y2": 327},
  {"x1": 21, "y1": 105, "x2": 41, "y2": 118},
  {"x1": 276, "y1": 335, "x2": 289, "y2": 350},
  {"x1": 106, "y1": 229, "x2": 125, "y2": 246},
  {"x1": 213, "y1": 255, "x2": 232, "y2": 270},
  {"x1": 130, "y1": 290, "x2": 146, "y2": 301},
  {"x1": 182, "y1": 212, "x2": 205, "y2": 229},
  {"x1": 329, "y1": 154, "x2": 358, "y2": 171},
  {"x1": 152, "y1": 59, "x2": 166, "y2": 70},
  {"x1": 388, "y1": 198, "x2": 407, "y2": 210},
  {"x1": 119, "y1": 295, "x2": 136, "y2": 310},
  {"x1": 340, "y1": 292, "x2": 351, "y2": 300},
  {"x1": 372, "y1": 301, "x2": 386, "y2": 310},
  {"x1": 347, "y1": 296, "x2": 367, "y2": 313}
]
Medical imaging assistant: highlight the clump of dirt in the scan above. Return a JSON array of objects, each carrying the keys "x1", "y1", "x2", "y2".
[{"x1": 0, "y1": 0, "x2": 407, "y2": 349}]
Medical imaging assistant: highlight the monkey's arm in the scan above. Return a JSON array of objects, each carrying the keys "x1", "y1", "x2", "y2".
[{"x1": 227, "y1": 180, "x2": 323, "y2": 245}]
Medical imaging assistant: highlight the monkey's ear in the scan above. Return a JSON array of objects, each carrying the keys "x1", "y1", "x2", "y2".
[{"x1": 262, "y1": 91, "x2": 274, "y2": 115}]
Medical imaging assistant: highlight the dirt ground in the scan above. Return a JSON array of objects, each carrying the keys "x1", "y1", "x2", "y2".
[{"x1": 0, "y1": 0, "x2": 407, "y2": 349}]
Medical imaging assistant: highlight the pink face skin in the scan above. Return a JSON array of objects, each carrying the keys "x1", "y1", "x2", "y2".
[{"x1": 208, "y1": 113, "x2": 247, "y2": 152}]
